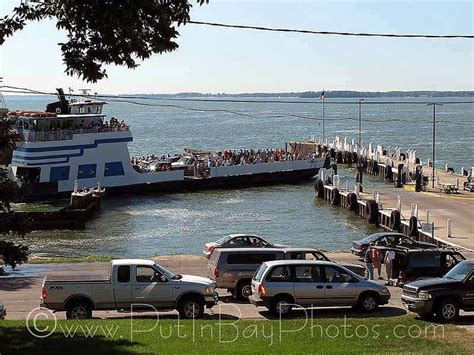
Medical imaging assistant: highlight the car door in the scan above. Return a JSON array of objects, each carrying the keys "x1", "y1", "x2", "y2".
[
  {"x1": 265, "y1": 265, "x2": 293, "y2": 300},
  {"x1": 131, "y1": 265, "x2": 174, "y2": 308},
  {"x1": 322, "y1": 265, "x2": 358, "y2": 306},
  {"x1": 113, "y1": 265, "x2": 133, "y2": 309},
  {"x1": 292, "y1": 265, "x2": 325, "y2": 306},
  {"x1": 462, "y1": 272, "x2": 474, "y2": 309}
]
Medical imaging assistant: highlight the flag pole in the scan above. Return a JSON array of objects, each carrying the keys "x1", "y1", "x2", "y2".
[{"x1": 321, "y1": 92, "x2": 325, "y2": 143}]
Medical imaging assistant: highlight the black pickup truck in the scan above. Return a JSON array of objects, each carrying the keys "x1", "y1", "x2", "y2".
[{"x1": 401, "y1": 260, "x2": 474, "y2": 321}]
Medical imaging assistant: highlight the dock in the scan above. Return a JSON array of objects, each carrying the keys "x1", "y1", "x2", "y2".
[
  {"x1": 311, "y1": 136, "x2": 474, "y2": 252},
  {"x1": 5, "y1": 187, "x2": 105, "y2": 230}
]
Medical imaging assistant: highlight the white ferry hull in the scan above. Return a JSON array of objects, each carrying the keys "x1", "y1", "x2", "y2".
[{"x1": 10, "y1": 129, "x2": 325, "y2": 201}]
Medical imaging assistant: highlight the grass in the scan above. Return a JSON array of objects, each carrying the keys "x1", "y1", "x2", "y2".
[
  {"x1": 0, "y1": 315, "x2": 470, "y2": 354},
  {"x1": 26, "y1": 256, "x2": 114, "y2": 264}
]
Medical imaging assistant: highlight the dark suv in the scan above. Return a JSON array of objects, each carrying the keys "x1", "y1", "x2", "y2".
[
  {"x1": 401, "y1": 260, "x2": 474, "y2": 321},
  {"x1": 397, "y1": 249, "x2": 465, "y2": 284},
  {"x1": 372, "y1": 247, "x2": 465, "y2": 285}
]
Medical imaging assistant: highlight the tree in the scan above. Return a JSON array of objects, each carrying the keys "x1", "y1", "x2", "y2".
[
  {"x1": 0, "y1": 0, "x2": 208, "y2": 82},
  {"x1": 0, "y1": 115, "x2": 29, "y2": 271}
]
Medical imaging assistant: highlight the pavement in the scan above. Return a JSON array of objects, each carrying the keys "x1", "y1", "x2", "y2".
[
  {"x1": 1, "y1": 254, "x2": 473, "y2": 330},
  {"x1": 374, "y1": 186, "x2": 474, "y2": 251}
]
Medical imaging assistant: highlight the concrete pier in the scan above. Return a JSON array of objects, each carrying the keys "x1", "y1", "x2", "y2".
[{"x1": 315, "y1": 136, "x2": 474, "y2": 252}]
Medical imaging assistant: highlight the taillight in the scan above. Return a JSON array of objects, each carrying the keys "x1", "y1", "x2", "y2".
[
  {"x1": 41, "y1": 286, "x2": 47, "y2": 300},
  {"x1": 258, "y1": 284, "x2": 266, "y2": 296},
  {"x1": 213, "y1": 266, "x2": 219, "y2": 278},
  {"x1": 209, "y1": 246, "x2": 215, "y2": 254}
]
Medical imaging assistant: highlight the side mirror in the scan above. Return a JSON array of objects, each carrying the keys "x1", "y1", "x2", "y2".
[{"x1": 153, "y1": 274, "x2": 167, "y2": 282}]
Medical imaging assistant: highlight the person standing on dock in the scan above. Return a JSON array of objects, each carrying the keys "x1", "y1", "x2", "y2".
[
  {"x1": 384, "y1": 249, "x2": 396, "y2": 286},
  {"x1": 371, "y1": 246, "x2": 383, "y2": 280},
  {"x1": 364, "y1": 244, "x2": 374, "y2": 280}
]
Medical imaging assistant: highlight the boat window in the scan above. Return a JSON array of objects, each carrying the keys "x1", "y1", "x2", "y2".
[
  {"x1": 50, "y1": 166, "x2": 70, "y2": 182},
  {"x1": 77, "y1": 164, "x2": 97, "y2": 179},
  {"x1": 16, "y1": 167, "x2": 40, "y2": 184},
  {"x1": 104, "y1": 161, "x2": 125, "y2": 176}
]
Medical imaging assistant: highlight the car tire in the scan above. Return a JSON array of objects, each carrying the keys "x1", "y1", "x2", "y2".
[
  {"x1": 178, "y1": 296, "x2": 205, "y2": 319},
  {"x1": 66, "y1": 303, "x2": 92, "y2": 320},
  {"x1": 357, "y1": 293, "x2": 379, "y2": 312},
  {"x1": 236, "y1": 281, "x2": 252, "y2": 300},
  {"x1": 269, "y1": 296, "x2": 293, "y2": 317},
  {"x1": 436, "y1": 298, "x2": 459, "y2": 322}
]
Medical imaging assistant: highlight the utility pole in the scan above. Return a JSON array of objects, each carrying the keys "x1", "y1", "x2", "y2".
[
  {"x1": 358, "y1": 98, "x2": 364, "y2": 150},
  {"x1": 426, "y1": 103, "x2": 443, "y2": 188}
]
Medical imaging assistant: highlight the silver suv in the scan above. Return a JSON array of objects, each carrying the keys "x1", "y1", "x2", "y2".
[
  {"x1": 208, "y1": 248, "x2": 284, "y2": 299},
  {"x1": 249, "y1": 260, "x2": 390, "y2": 316}
]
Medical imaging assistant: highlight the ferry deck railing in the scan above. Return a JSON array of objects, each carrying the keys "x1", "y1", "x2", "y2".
[{"x1": 16, "y1": 126, "x2": 130, "y2": 142}]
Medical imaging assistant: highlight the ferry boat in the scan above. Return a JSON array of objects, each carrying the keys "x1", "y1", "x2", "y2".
[{"x1": 5, "y1": 90, "x2": 327, "y2": 200}]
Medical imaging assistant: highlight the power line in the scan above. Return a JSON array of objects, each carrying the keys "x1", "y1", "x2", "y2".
[{"x1": 188, "y1": 21, "x2": 474, "y2": 39}]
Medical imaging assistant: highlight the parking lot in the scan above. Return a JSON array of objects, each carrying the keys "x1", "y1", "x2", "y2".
[{"x1": 1, "y1": 253, "x2": 472, "y2": 330}]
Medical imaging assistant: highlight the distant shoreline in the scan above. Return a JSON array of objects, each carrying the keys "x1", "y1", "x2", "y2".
[
  {"x1": 3, "y1": 90, "x2": 474, "y2": 99},
  {"x1": 127, "y1": 90, "x2": 474, "y2": 99}
]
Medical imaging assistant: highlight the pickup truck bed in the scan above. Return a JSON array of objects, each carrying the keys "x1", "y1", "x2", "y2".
[{"x1": 46, "y1": 274, "x2": 110, "y2": 283}]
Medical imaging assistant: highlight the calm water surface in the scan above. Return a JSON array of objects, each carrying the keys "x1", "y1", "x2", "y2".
[{"x1": 5, "y1": 95, "x2": 473, "y2": 257}]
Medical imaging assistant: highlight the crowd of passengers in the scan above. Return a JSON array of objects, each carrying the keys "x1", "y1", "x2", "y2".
[
  {"x1": 131, "y1": 147, "x2": 328, "y2": 174},
  {"x1": 75, "y1": 116, "x2": 127, "y2": 131}
]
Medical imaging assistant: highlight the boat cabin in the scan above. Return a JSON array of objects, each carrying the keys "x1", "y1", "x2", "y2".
[{"x1": 68, "y1": 99, "x2": 106, "y2": 115}]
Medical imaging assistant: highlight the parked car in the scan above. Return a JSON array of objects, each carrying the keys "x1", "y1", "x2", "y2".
[
  {"x1": 41, "y1": 259, "x2": 218, "y2": 319},
  {"x1": 249, "y1": 260, "x2": 391, "y2": 316},
  {"x1": 208, "y1": 248, "x2": 365, "y2": 300},
  {"x1": 203, "y1": 234, "x2": 287, "y2": 258},
  {"x1": 282, "y1": 248, "x2": 366, "y2": 277},
  {"x1": 401, "y1": 260, "x2": 474, "y2": 321},
  {"x1": 170, "y1": 155, "x2": 202, "y2": 174},
  {"x1": 0, "y1": 303, "x2": 5, "y2": 320},
  {"x1": 351, "y1": 232, "x2": 437, "y2": 257},
  {"x1": 208, "y1": 248, "x2": 283, "y2": 299}
]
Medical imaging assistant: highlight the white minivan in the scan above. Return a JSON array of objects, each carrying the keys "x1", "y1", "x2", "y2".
[{"x1": 249, "y1": 260, "x2": 390, "y2": 316}]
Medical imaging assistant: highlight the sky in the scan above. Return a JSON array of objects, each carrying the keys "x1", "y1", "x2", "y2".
[{"x1": 0, "y1": 0, "x2": 473, "y2": 94}]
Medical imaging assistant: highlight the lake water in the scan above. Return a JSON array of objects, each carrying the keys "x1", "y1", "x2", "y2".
[{"x1": 4, "y1": 95, "x2": 474, "y2": 257}]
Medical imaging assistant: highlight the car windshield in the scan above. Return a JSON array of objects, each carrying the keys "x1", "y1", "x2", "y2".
[
  {"x1": 445, "y1": 262, "x2": 472, "y2": 281},
  {"x1": 154, "y1": 264, "x2": 179, "y2": 279},
  {"x1": 363, "y1": 234, "x2": 384, "y2": 242}
]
